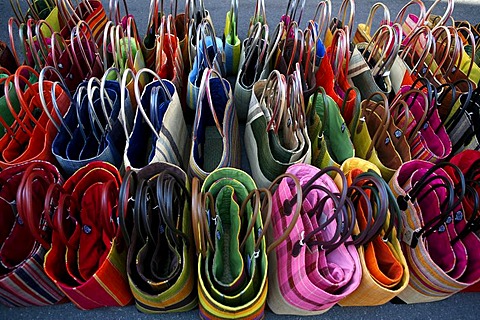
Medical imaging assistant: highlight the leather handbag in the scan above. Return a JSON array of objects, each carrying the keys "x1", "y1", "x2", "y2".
[
  {"x1": 123, "y1": 68, "x2": 189, "y2": 171},
  {"x1": 389, "y1": 161, "x2": 479, "y2": 303},
  {"x1": 188, "y1": 68, "x2": 240, "y2": 181},
  {"x1": 0, "y1": 66, "x2": 70, "y2": 169},
  {"x1": 245, "y1": 67, "x2": 311, "y2": 189},
  {"x1": 0, "y1": 161, "x2": 66, "y2": 307},
  {"x1": 44, "y1": 161, "x2": 133, "y2": 309},
  {"x1": 338, "y1": 160, "x2": 409, "y2": 306},
  {"x1": 192, "y1": 168, "x2": 269, "y2": 319},
  {"x1": 119, "y1": 163, "x2": 197, "y2": 313},
  {"x1": 306, "y1": 86, "x2": 355, "y2": 169},
  {"x1": 52, "y1": 68, "x2": 134, "y2": 176},
  {"x1": 267, "y1": 164, "x2": 361, "y2": 315}
]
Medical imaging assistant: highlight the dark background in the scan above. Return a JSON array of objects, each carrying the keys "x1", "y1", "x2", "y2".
[{"x1": 1, "y1": 0, "x2": 480, "y2": 319}]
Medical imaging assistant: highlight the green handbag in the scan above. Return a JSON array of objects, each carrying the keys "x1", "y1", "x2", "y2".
[
  {"x1": 306, "y1": 86, "x2": 355, "y2": 170},
  {"x1": 192, "y1": 168, "x2": 269, "y2": 319}
]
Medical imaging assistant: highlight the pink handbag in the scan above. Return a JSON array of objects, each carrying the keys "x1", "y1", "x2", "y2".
[{"x1": 267, "y1": 164, "x2": 361, "y2": 315}]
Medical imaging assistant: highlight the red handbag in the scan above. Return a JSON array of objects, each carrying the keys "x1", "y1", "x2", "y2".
[
  {"x1": 0, "y1": 161, "x2": 66, "y2": 306},
  {"x1": 44, "y1": 161, "x2": 133, "y2": 309}
]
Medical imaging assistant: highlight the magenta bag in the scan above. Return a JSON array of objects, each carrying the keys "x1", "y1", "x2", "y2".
[
  {"x1": 389, "y1": 160, "x2": 480, "y2": 303},
  {"x1": 267, "y1": 164, "x2": 361, "y2": 315},
  {"x1": 391, "y1": 81, "x2": 452, "y2": 162}
]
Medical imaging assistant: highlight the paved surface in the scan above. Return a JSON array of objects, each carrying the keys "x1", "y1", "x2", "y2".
[{"x1": 1, "y1": 0, "x2": 480, "y2": 319}]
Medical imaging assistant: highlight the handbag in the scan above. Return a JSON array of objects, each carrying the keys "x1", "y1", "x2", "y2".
[
  {"x1": 44, "y1": 161, "x2": 133, "y2": 309},
  {"x1": 234, "y1": 22, "x2": 271, "y2": 121},
  {"x1": 389, "y1": 161, "x2": 479, "y2": 303},
  {"x1": 249, "y1": 0, "x2": 267, "y2": 31},
  {"x1": 315, "y1": 27, "x2": 358, "y2": 125},
  {"x1": 188, "y1": 68, "x2": 239, "y2": 181},
  {"x1": 52, "y1": 68, "x2": 134, "y2": 176},
  {"x1": 123, "y1": 68, "x2": 189, "y2": 171},
  {"x1": 446, "y1": 150, "x2": 480, "y2": 292},
  {"x1": 223, "y1": 0, "x2": 240, "y2": 76},
  {"x1": 267, "y1": 164, "x2": 361, "y2": 315},
  {"x1": 0, "y1": 66, "x2": 70, "y2": 169},
  {"x1": 156, "y1": 14, "x2": 185, "y2": 99},
  {"x1": 186, "y1": 18, "x2": 225, "y2": 110},
  {"x1": 119, "y1": 163, "x2": 197, "y2": 313},
  {"x1": 350, "y1": 92, "x2": 410, "y2": 181},
  {"x1": 338, "y1": 164, "x2": 409, "y2": 306},
  {"x1": 306, "y1": 86, "x2": 355, "y2": 169},
  {"x1": 192, "y1": 168, "x2": 269, "y2": 319},
  {"x1": 392, "y1": 83, "x2": 452, "y2": 162},
  {"x1": 348, "y1": 24, "x2": 399, "y2": 101},
  {"x1": 245, "y1": 67, "x2": 311, "y2": 189},
  {"x1": 56, "y1": 0, "x2": 108, "y2": 46},
  {"x1": 353, "y1": 2, "x2": 390, "y2": 44},
  {"x1": 0, "y1": 160, "x2": 66, "y2": 307}
]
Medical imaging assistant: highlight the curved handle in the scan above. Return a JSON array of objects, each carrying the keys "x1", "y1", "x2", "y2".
[
  {"x1": 266, "y1": 173, "x2": 303, "y2": 254},
  {"x1": 261, "y1": 70, "x2": 287, "y2": 134},
  {"x1": 364, "y1": 2, "x2": 390, "y2": 38},
  {"x1": 118, "y1": 169, "x2": 138, "y2": 246}
]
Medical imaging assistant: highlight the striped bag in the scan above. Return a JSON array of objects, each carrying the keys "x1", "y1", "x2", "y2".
[
  {"x1": 267, "y1": 164, "x2": 362, "y2": 315},
  {"x1": 188, "y1": 68, "x2": 240, "y2": 181},
  {"x1": 338, "y1": 159, "x2": 410, "y2": 306},
  {"x1": 0, "y1": 161, "x2": 65, "y2": 307},
  {"x1": 123, "y1": 68, "x2": 190, "y2": 172},
  {"x1": 119, "y1": 163, "x2": 197, "y2": 313},
  {"x1": 57, "y1": 0, "x2": 108, "y2": 46},
  {"x1": 389, "y1": 160, "x2": 480, "y2": 303},
  {"x1": 44, "y1": 161, "x2": 132, "y2": 309},
  {"x1": 192, "y1": 168, "x2": 269, "y2": 319}
]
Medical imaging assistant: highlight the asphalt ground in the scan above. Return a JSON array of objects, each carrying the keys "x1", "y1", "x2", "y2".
[{"x1": 1, "y1": 0, "x2": 480, "y2": 319}]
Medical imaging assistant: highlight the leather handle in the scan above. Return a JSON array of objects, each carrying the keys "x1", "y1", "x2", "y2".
[{"x1": 266, "y1": 173, "x2": 303, "y2": 254}]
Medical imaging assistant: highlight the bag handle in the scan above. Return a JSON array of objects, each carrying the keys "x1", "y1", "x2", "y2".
[
  {"x1": 133, "y1": 67, "x2": 173, "y2": 141},
  {"x1": 360, "y1": 92, "x2": 391, "y2": 160},
  {"x1": 8, "y1": 17, "x2": 28, "y2": 67},
  {"x1": 456, "y1": 26, "x2": 477, "y2": 80},
  {"x1": 396, "y1": 162, "x2": 465, "y2": 247},
  {"x1": 100, "y1": 180, "x2": 119, "y2": 240},
  {"x1": 86, "y1": 76, "x2": 116, "y2": 143},
  {"x1": 347, "y1": 171, "x2": 391, "y2": 247},
  {"x1": 56, "y1": 0, "x2": 94, "y2": 29},
  {"x1": 260, "y1": 70, "x2": 287, "y2": 134},
  {"x1": 194, "y1": 67, "x2": 229, "y2": 138},
  {"x1": 391, "y1": 88, "x2": 429, "y2": 144},
  {"x1": 109, "y1": 0, "x2": 129, "y2": 25},
  {"x1": 25, "y1": 19, "x2": 50, "y2": 70},
  {"x1": 118, "y1": 169, "x2": 137, "y2": 246},
  {"x1": 425, "y1": 0, "x2": 454, "y2": 28},
  {"x1": 329, "y1": 27, "x2": 350, "y2": 83},
  {"x1": 191, "y1": 176, "x2": 216, "y2": 257},
  {"x1": 17, "y1": 162, "x2": 62, "y2": 250},
  {"x1": 119, "y1": 67, "x2": 136, "y2": 139},
  {"x1": 38, "y1": 66, "x2": 74, "y2": 136},
  {"x1": 451, "y1": 183, "x2": 480, "y2": 244},
  {"x1": 102, "y1": 21, "x2": 117, "y2": 69},
  {"x1": 266, "y1": 173, "x2": 303, "y2": 254},
  {"x1": 429, "y1": 26, "x2": 456, "y2": 81},
  {"x1": 242, "y1": 23, "x2": 269, "y2": 85},
  {"x1": 312, "y1": 0, "x2": 331, "y2": 43},
  {"x1": 249, "y1": 0, "x2": 267, "y2": 31},
  {"x1": 337, "y1": 0, "x2": 355, "y2": 38},
  {"x1": 400, "y1": 25, "x2": 435, "y2": 76},
  {"x1": 441, "y1": 79, "x2": 474, "y2": 132},
  {"x1": 363, "y1": 2, "x2": 390, "y2": 39},
  {"x1": 363, "y1": 24, "x2": 399, "y2": 78},
  {"x1": 50, "y1": 31, "x2": 79, "y2": 84},
  {"x1": 284, "y1": 0, "x2": 306, "y2": 26},
  {"x1": 394, "y1": 0, "x2": 426, "y2": 37},
  {"x1": 154, "y1": 169, "x2": 191, "y2": 249}
]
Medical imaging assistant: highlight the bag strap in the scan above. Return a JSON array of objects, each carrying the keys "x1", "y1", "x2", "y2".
[
  {"x1": 363, "y1": 24, "x2": 399, "y2": 78},
  {"x1": 363, "y1": 2, "x2": 390, "y2": 39},
  {"x1": 260, "y1": 70, "x2": 287, "y2": 134},
  {"x1": 425, "y1": 0, "x2": 454, "y2": 28},
  {"x1": 337, "y1": 0, "x2": 355, "y2": 38},
  {"x1": 360, "y1": 92, "x2": 391, "y2": 160},
  {"x1": 397, "y1": 162, "x2": 465, "y2": 247},
  {"x1": 109, "y1": 0, "x2": 129, "y2": 25},
  {"x1": 118, "y1": 169, "x2": 137, "y2": 246}
]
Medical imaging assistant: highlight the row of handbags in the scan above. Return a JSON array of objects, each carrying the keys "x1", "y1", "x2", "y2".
[{"x1": 0, "y1": 151, "x2": 479, "y2": 317}]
